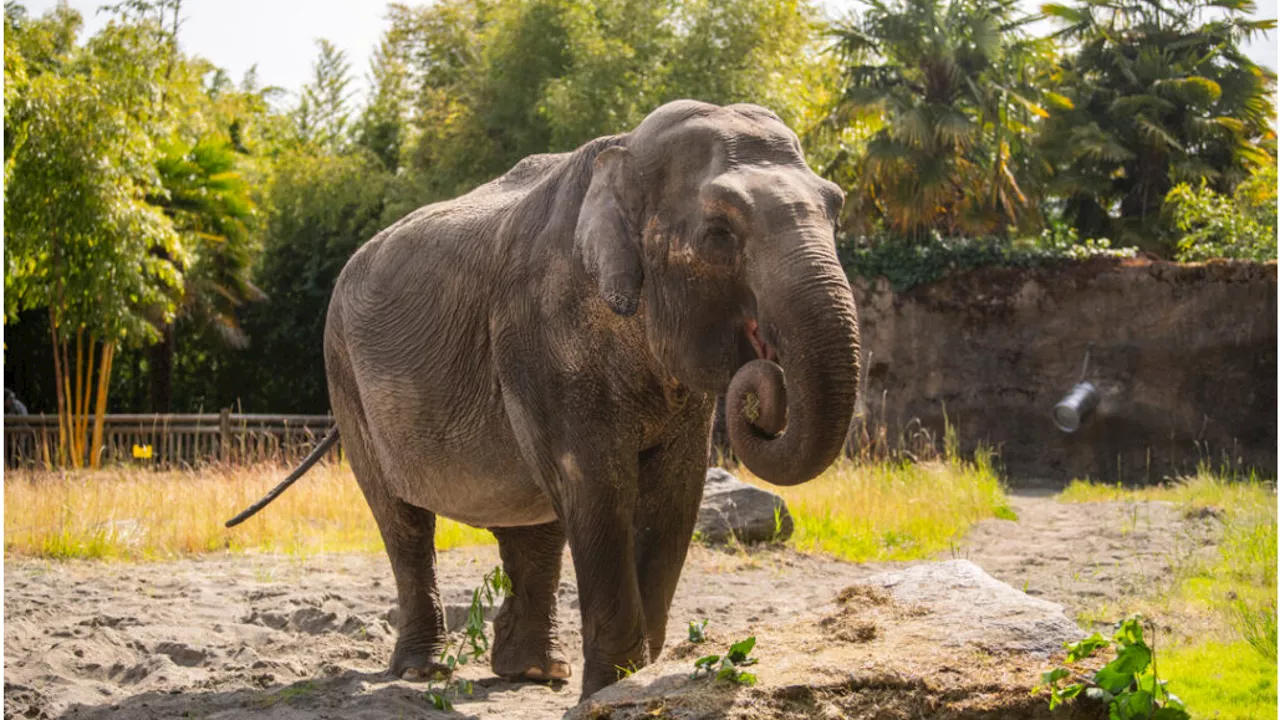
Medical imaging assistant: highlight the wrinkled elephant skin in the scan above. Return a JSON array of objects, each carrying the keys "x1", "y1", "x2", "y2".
[{"x1": 323, "y1": 100, "x2": 861, "y2": 699}]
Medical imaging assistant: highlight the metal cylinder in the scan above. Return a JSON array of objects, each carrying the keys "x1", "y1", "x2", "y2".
[{"x1": 1053, "y1": 382, "x2": 1099, "y2": 433}]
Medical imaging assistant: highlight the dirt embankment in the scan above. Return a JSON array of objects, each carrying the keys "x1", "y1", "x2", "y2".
[
  {"x1": 4, "y1": 494, "x2": 1217, "y2": 719},
  {"x1": 851, "y1": 259, "x2": 1277, "y2": 485}
]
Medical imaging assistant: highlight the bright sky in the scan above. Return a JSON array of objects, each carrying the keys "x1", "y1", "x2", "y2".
[{"x1": 20, "y1": 0, "x2": 1280, "y2": 106}]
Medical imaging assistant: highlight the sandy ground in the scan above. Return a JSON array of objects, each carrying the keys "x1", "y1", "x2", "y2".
[{"x1": 4, "y1": 492, "x2": 1220, "y2": 719}]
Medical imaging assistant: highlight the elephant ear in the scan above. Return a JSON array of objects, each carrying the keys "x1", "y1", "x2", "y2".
[{"x1": 574, "y1": 146, "x2": 643, "y2": 316}]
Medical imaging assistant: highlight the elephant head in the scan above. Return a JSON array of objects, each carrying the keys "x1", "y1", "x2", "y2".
[{"x1": 574, "y1": 100, "x2": 860, "y2": 486}]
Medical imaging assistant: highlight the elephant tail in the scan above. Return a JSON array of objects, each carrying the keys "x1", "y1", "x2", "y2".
[{"x1": 224, "y1": 427, "x2": 341, "y2": 528}]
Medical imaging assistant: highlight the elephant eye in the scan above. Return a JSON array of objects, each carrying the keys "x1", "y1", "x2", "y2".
[{"x1": 701, "y1": 223, "x2": 739, "y2": 264}]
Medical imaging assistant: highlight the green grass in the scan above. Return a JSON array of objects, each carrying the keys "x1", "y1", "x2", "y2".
[
  {"x1": 739, "y1": 451, "x2": 1014, "y2": 562},
  {"x1": 1058, "y1": 469, "x2": 1277, "y2": 720},
  {"x1": 1161, "y1": 640, "x2": 1277, "y2": 720}
]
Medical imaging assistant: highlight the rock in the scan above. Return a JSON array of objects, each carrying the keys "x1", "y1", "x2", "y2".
[
  {"x1": 857, "y1": 560, "x2": 1085, "y2": 657},
  {"x1": 572, "y1": 560, "x2": 1096, "y2": 720},
  {"x1": 696, "y1": 468, "x2": 793, "y2": 544}
]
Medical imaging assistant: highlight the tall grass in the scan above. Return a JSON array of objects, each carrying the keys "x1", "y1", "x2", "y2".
[
  {"x1": 4, "y1": 463, "x2": 495, "y2": 561},
  {"x1": 738, "y1": 450, "x2": 1014, "y2": 562},
  {"x1": 1058, "y1": 469, "x2": 1277, "y2": 719}
]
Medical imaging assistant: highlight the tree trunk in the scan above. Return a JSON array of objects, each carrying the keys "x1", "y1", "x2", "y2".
[{"x1": 149, "y1": 322, "x2": 175, "y2": 413}]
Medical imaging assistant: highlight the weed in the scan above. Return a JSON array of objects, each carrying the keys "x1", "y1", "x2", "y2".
[
  {"x1": 692, "y1": 636, "x2": 758, "y2": 686},
  {"x1": 614, "y1": 660, "x2": 641, "y2": 680},
  {"x1": 687, "y1": 619, "x2": 709, "y2": 644},
  {"x1": 1040, "y1": 615, "x2": 1188, "y2": 719},
  {"x1": 256, "y1": 680, "x2": 317, "y2": 709},
  {"x1": 1228, "y1": 598, "x2": 1277, "y2": 662},
  {"x1": 423, "y1": 566, "x2": 511, "y2": 711}
]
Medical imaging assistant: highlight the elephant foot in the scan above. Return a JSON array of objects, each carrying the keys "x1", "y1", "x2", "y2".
[
  {"x1": 491, "y1": 635, "x2": 571, "y2": 682},
  {"x1": 390, "y1": 639, "x2": 450, "y2": 682}
]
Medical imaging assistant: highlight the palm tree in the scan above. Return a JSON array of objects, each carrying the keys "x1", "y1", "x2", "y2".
[
  {"x1": 823, "y1": 0, "x2": 1051, "y2": 239},
  {"x1": 1037, "y1": 0, "x2": 1277, "y2": 253},
  {"x1": 146, "y1": 137, "x2": 262, "y2": 412}
]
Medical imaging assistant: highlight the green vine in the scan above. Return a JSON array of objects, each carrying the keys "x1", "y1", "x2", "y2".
[{"x1": 839, "y1": 226, "x2": 1138, "y2": 292}]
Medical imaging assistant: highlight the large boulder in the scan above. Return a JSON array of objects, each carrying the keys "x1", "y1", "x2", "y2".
[
  {"x1": 696, "y1": 468, "x2": 794, "y2": 544},
  {"x1": 573, "y1": 560, "x2": 1096, "y2": 720}
]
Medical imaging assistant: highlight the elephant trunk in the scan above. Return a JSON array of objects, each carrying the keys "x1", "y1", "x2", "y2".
[{"x1": 726, "y1": 249, "x2": 860, "y2": 487}]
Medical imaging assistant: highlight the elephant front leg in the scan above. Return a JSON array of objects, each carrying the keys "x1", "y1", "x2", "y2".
[
  {"x1": 634, "y1": 406, "x2": 713, "y2": 661},
  {"x1": 559, "y1": 457, "x2": 649, "y2": 699}
]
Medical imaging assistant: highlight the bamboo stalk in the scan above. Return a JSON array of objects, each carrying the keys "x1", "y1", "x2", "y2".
[
  {"x1": 73, "y1": 328, "x2": 85, "y2": 466},
  {"x1": 79, "y1": 334, "x2": 97, "y2": 467},
  {"x1": 49, "y1": 315, "x2": 70, "y2": 468},
  {"x1": 90, "y1": 340, "x2": 114, "y2": 469}
]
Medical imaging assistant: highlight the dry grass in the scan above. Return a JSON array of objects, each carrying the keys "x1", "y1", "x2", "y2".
[
  {"x1": 6, "y1": 449, "x2": 1013, "y2": 566},
  {"x1": 4, "y1": 463, "x2": 495, "y2": 561},
  {"x1": 737, "y1": 453, "x2": 1015, "y2": 563}
]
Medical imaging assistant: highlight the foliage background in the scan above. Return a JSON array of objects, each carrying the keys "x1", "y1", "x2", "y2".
[{"x1": 3, "y1": 0, "x2": 1276, "y2": 415}]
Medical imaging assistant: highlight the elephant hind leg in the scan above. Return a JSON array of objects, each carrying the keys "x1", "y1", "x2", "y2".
[
  {"x1": 339, "y1": 407, "x2": 449, "y2": 680},
  {"x1": 378, "y1": 496, "x2": 450, "y2": 681},
  {"x1": 491, "y1": 522, "x2": 571, "y2": 681}
]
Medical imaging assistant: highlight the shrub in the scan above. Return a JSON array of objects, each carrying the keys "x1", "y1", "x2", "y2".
[
  {"x1": 1166, "y1": 164, "x2": 1278, "y2": 263},
  {"x1": 839, "y1": 226, "x2": 1138, "y2": 291}
]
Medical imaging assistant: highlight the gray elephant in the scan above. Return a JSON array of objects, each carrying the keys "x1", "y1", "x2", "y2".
[{"x1": 229, "y1": 100, "x2": 860, "y2": 699}]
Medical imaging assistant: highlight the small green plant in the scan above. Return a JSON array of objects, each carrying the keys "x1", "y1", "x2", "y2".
[
  {"x1": 688, "y1": 619, "x2": 709, "y2": 644},
  {"x1": 1039, "y1": 615, "x2": 1188, "y2": 719},
  {"x1": 771, "y1": 505, "x2": 785, "y2": 543},
  {"x1": 692, "y1": 636, "x2": 758, "y2": 686},
  {"x1": 614, "y1": 660, "x2": 641, "y2": 680},
  {"x1": 257, "y1": 679, "x2": 317, "y2": 709},
  {"x1": 1229, "y1": 598, "x2": 1278, "y2": 662},
  {"x1": 424, "y1": 566, "x2": 512, "y2": 711}
]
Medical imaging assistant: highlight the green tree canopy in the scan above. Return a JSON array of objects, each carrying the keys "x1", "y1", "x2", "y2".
[
  {"x1": 824, "y1": 0, "x2": 1052, "y2": 239},
  {"x1": 383, "y1": 0, "x2": 834, "y2": 203},
  {"x1": 4, "y1": 7, "x2": 182, "y2": 346},
  {"x1": 1037, "y1": 0, "x2": 1277, "y2": 253}
]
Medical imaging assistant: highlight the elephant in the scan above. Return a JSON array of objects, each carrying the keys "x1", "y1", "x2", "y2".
[{"x1": 228, "y1": 99, "x2": 861, "y2": 700}]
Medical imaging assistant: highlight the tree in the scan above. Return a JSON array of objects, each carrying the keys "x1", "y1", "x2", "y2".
[
  {"x1": 145, "y1": 136, "x2": 262, "y2": 412},
  {"x1": 232, "y1": 150, "x2": 392, "y2": 412},
  {"x1": 1037, "y1": 0, "x2": 1277, "y2": 253},
  {"x1": 4, "y1": 7, "x2": 182, "y2": 466},
  {"x1": 293, "y1": 39, "x2": 355, "y2": 153},
  {"x1": 823, "y1": 0, "x2": 1052, "y2": 239},
  {"x1": 355, "y1": 34, "x2": 412, "y2": 170},
  {"x1": 388, "y1": 0, "x2": 833, "y2": 203}
]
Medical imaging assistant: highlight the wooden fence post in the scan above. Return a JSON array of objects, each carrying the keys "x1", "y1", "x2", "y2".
[{"x1": 219, "y1": 408, "x2": 231, "y2": 464}]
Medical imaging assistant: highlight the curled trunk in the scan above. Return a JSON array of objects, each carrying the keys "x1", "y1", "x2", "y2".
[{"x1": 726, "y1": 262, "x2": 860, "y2": 486}]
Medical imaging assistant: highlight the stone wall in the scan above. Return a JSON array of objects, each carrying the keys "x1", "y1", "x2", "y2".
[{"x1": 850, "y1": 258, "x2": 1276, "y2": 485}]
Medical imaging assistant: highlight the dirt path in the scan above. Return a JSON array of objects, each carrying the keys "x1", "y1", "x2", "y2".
[
  {"x1": 4, "y1": 493, "x2": 1218, "y2": 719},
  {"x1": 957, "y1": 492, "x2": 1218, "y2": 624}
]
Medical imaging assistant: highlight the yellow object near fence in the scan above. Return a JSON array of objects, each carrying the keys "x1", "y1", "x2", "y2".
[{"x1": 3, "y1": 411, "x2": 338, "y2": 470}]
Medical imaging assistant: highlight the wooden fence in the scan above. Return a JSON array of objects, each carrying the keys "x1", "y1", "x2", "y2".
[{"x1": 2, "y1": 412, "x2": 339, "y2": 470}]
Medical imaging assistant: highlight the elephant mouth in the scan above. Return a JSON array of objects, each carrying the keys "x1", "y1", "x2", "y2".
[
  {"x1": 733, "y1": 317, "x2": 786, "y2": 437},
  {"x1": 744, "y1": 317, "x2": 778, "y2": 363}
]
